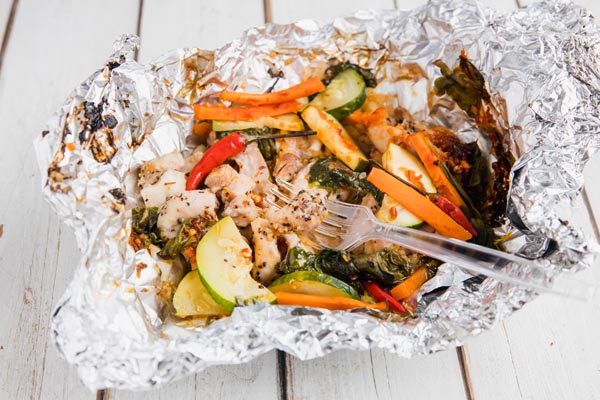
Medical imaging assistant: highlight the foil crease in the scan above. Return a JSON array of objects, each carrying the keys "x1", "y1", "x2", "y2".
[{"x1": 34, "y1": 0, "x2": 600, "y2": 390}]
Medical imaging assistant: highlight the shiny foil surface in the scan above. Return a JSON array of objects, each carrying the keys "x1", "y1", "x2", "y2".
[{"x1": 34, "y1": 0, "x2": 600, "y2": 390}]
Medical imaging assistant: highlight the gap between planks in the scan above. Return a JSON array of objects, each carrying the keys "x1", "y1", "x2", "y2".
[{"x1": 0, "y1": 0, "x2": 19, "y2": 75}]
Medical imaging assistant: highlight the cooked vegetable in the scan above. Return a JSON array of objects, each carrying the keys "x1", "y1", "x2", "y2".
[
  {"x1": 220, "y1": 77, "x2": 325, "y2": 105},
  {"x1": 309, "y1": 158, "x2": 383, "y2": 204},
  {"x1": 173, "y1": 271, "x2": 229, "y2": 317},
  {"x1": 322, "y1": 61, "x2": 377, "y2": 88},
  {"x1": 212, "y1": 113, "x2": 305, "y2": 132},
  {"x1": 309, "y1": 68, "x2": 367, "y2": 120},
  {"x1": 194, "y1": 100, "x2": 303, "y2": 121},
  {"x1": 390, "y1": 267, "x2": 432, "y2": 300},
  {"x1": 130, "y1": 207, "x2": 162, "y2": 249},
  {"x1": 377, "y1": 143, "x2": 436, "y2": 228},
  {"x1": 364, "y1": 282, "x2": 406, "y2": 313},
  {"x1": 367, "y1": 167, "x2": 473, "y2": 240},
  {"x1": 268, "y1": 271, "x2": 359, "y2": 299},
  {"x1": 433, "y1": 51, "x2": 514, "y2": 225},
  {"x1": 192, "y1": 121, "x2": 212, "y2": 137},
  {"x1": 408, "y1": 131, "x2": 465, "y2": 208},
  {"x1": 196, "y1": 217, "x2": 276, "y2": 312},
  {"x1": 302, "y1": 105, "x2": 368, "y2": 171},
  {"x1": 187, "y1": 131, "x2": 317, "y2": 189},
  {"x1": 276, "y1": 292, "x2": 387, "y2": 311},
  {"x1": 186, "y1": 133, "x2": 247, "y2": 190},
  {"x1": 277, "y1": 247, "x2": 418, "y2": 287},
  {"x1": 343, "y1": 107, "x2": 388, "y2": 125},
  {"x1": 159, "y1": 216, "x2": 214, "y2": 259},
  {"x1": 432, "y1": 195, "x2": 477, "y2": 236}
]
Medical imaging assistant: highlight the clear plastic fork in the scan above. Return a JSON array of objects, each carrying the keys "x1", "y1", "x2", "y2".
[{"x1": 272, "y1": 179, "x2": 599, "y2": 303}]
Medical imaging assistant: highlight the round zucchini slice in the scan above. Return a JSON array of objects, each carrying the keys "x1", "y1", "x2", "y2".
[
  {"x1": 309, "y1": 68, "x2": 367, "y2": 120},
  {"x1": 268, "y1": 271, "x2": 359, "y2": 299},
  {"x1": 173, "y1": 271, "x2": 229, "y2": 317}
]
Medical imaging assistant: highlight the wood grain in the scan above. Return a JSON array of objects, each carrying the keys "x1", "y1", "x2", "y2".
[
  {"x1": 0, "y1": 0, "x2": 139, "y2": 399},
  {"x1": 0, "y1": 0, "x2": 15, "y2": 47},
  {"x1": 137, "y1": 0, "x2": 265, "y2": 62},
  {"x1": 112, "y1": 1, "x2": 280, "y2": 398}
]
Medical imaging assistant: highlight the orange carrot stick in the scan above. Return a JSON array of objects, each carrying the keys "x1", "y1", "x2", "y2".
[
  {"x1": 343, "y1": 107, "x2": 388, "y2": 125},
  {"x1": 192, "y1": 121, "x2": 212, "y2": 137},
  {"x1": 220, "y1": 77, "x2": 325, "y2": 105},
  {"x1": 276, "y1": 292, "x2": 388, "y2": 312},
  {"x1": 194, "y1": 100, "x2": 303, "y2": 121},
  {"x1": 408, "y1": 132, "x2": 465, "y2": 207},
  {"x1": 390, "y1": 267, "x2": 430, "y2": 300},
  {"x1": 367, "y1": 168, "x2": 472, "y2": 241}
]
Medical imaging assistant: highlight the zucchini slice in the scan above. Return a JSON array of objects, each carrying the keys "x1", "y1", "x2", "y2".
[
  {"x1": 301, "y1": 105, "x2": 368, "y2": 171},
  {"x1": 196, "y1": 217, "x2": 276, "y2": 312},
  {"x1": 268, "y1": 271, "x2": 359, "y2": 299},
  {"x1": 173, "y1": 271, "x2": 229, "y2": 317},
  {"x1": 376, "y1": 143, "x2": 436, "y2": 228},
  {"x1": 212, "y1": 113, "x2": 305, "y2": 132},
  {"x1": 309, "y1": 68, "x2": 367, "y2": 120}
]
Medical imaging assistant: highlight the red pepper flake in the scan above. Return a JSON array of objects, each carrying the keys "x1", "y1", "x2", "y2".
[{"x1": 66, "y1": 142, "x2": 76, "y2": 152}]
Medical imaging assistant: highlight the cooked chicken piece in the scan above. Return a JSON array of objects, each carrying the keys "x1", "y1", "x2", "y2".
[
  {"x1": 183, "y1": 145, "x2": 206, "y2": 174},
  {"x1": 366, "y1": 121, "x2": 408, "y2": 153},
  {"x1": 139, "y1": 152, "x2": 185, "y2": 186},
  {"x1": 204, "y1": 164, "x2": 239, "y2": 193},
  {"x1": 140, "y1": 169, "x2": 186, "y2": 208},
  {"x1": 138, "y1": 152, "x2": 186, "y2": 207},
  {"x1": 360, "y1": 193, "x2": 380, "y2": 214},
  {"x1": 157, "y1": 190, "x2": 218, "y2": 239},
  {"x1": 250, "y1": 218, "x2": 281, "y2": 284},
  {"x1": 266, "y1": 188, "x2": 328, "y2": 234},
  {"x1": 222, "y1": 195, "x2": 260, "y2": 228},
  {"x1": 290, "y1": 163, "x2": 312, "y2": 191},
  {"x1": 273, "y1": 153, "x2": 303, "y2": 182},
  {"x1": 232, "y1": 143, "x2": 270, "y2": 187},
  {"x1": 221, "y1": 174, "x2": 255, "y2": 202}
]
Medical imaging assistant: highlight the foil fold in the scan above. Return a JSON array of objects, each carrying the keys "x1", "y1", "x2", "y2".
[{"x1": 35, "y1": 0, "x2": 600, "y2": 390}]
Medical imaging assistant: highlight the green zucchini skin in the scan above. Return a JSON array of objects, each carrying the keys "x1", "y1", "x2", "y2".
[{"x1": 309, "y1": 68, "x2": 367, "y2": 121}]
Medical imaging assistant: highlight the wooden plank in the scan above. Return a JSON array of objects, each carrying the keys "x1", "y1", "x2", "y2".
[
  {"x1": 270, "y1": 1, "x2": 467, "y2": 398},
  {"x1": 111, "y1": 1, "x2": 280, "y2": 398},
  {"x1": 112, "y1": 352, "x2": 280, "y2": 400},
  {"x1": 0, "y1": 0, "x2": 139, "y2": 399},
  {"x1": 286, "y1": 349, "x2": 467, "y2": 400},
  {"x1": 137, "y1": 0, "x2": 265, "y2": 62}
]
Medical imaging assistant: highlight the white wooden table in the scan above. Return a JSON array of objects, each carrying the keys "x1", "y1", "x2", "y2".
[{"x1": 1, "y1": 0, "x2": 599, "y2": 399}]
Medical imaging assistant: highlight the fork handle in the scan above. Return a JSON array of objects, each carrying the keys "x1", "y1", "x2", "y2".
[{"x1": 371, "y1": 222, "x2": 598, "y2": 303}]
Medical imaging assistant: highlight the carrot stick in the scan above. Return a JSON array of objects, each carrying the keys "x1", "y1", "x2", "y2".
[
  {"x1": 408, "y1": 132, "x2": 465, "y2": 207},
  {"x1": 343, "y1": 107, "x2": 388, "y2": 125},
  {"x1": 192, "y1": 121, "x2": 212, "y2": 137},
  {"x1": 194, "y1": 100, "x2": 303, "y2": 121},
  {"x1": 220, "y1": 77, "x2": 325, "y2": 105},
  {"x1": 276, "y1": 292, "x2": 388, "y2": 312},
  {"x1": 367, "y1": 168, "x2": 473, "y2": 240},
  {"x1": 390, "y1": 267, "x2": 430, "y2": 300}
]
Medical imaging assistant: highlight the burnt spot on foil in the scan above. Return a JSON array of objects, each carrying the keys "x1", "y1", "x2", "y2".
[
  {"x1": 109, "y1": 188, "x2": 127, "y2": 205},
  {"x1": 78, "y1": 101, "x2": 119, "y2": 164},
  {"x1": 41, "y1": 130, "x2": 49, "y2": 138}
]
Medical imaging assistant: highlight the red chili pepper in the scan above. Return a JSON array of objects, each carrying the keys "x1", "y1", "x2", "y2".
[
  {"x1": 364, "y1": 281, "x2": 407, "y2": 313},
  {"x1": 186, "y1": 133, "x2": 246, "y2": 190},
  {"x1": 432, "y1": 195, "x2": 478, "y2": 237}
]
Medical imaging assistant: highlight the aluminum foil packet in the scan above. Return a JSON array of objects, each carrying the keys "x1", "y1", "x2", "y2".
[{"x1": 34, "y1": 0, "x2": 600, "y2": 390}]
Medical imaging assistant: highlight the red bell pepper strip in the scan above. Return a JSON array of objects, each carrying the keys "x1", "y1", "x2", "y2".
[
  {"x1": 186, "y1": 133, "x2": 246, "y2": 190},
  {"x1": 432, "y1": 195, "x2": 478, "y2": 237},
  {"x1": 363, "y1": 281, "x2": 407, "y2": 313}
]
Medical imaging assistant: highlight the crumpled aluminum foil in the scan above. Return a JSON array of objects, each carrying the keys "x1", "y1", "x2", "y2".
[{"x1": 34, "y1": 0, "x2": 600, "y2": 390}]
